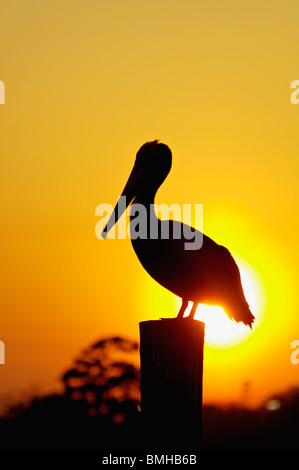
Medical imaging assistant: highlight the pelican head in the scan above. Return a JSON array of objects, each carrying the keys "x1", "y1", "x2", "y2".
[
  {"x1": 102, "y1": 140, "x2": 172, "y2": 238},
  {"x1": 134, "y1": 140, "x2": 172, "y2": 196}
]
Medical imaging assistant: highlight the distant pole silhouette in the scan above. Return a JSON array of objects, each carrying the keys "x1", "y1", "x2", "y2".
[
  {"x1": 241, "y1": 381, "x2": 251, "y2": 409},
  {"x1": 139, "y1": 318, "x2": 205, "y2": 450}
]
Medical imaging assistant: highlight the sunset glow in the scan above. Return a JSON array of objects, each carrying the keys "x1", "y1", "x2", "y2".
[
  {"x1": 194, "y1": 260, "x2": 265, "y2": 347},
  {"x1": 0, "y1": 0, "x2": 298, "y2": 413}
]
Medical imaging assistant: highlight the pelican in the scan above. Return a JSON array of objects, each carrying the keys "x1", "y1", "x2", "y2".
[{"x1": 102, "y1": 140, "x2": 254, "y2": 328}]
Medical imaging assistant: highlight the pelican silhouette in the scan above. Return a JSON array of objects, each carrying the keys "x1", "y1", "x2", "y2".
[{"x1": 102, "y1": 140, "x2": 254, "y2": 328}]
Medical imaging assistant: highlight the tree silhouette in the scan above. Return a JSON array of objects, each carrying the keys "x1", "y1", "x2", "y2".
[
  {"x1": 61, "y1": 336, "x2": 140, "y2": 424},
  {"x1": 0, "y1": 336, "x2": 141, "y2": 450}
]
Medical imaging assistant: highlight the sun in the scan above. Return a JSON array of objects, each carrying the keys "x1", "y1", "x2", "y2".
[
  {"x1": 140, "y1": 256, "x2": 265, "y2": 348},
  {"x1": 191, "y1": 259, "x2": 265, "y2": 348}
]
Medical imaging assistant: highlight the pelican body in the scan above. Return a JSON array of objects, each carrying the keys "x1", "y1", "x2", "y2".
[{"x1": 102, "y1": 140, "x2": 254, "y2": 327}]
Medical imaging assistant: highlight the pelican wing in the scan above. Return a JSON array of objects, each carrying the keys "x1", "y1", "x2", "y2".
[{"x1": 162, "y1": 221, "x2": 255, "y2": 326}]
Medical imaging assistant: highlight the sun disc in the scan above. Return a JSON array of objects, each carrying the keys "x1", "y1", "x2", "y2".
[{"x1": 193, "y1": 259, "x2": 265, "y2": 348}]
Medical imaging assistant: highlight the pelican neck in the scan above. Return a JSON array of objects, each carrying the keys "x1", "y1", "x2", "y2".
[{"x1": 133, "y1": 192, "x2": 156, "y2": 208}]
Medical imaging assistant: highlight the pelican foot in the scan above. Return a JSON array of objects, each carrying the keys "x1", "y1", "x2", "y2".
[
  {"x1": 188, "y1": 302, "x2": 199, "y2": 320},
  {"x1": 176, "y1": 299, "x2": 188, "y2": 318}
]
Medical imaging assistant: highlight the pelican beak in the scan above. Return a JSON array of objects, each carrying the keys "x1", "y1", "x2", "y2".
[{"x1": 102, "y1": 163, "x2": 144, "y2": 238}]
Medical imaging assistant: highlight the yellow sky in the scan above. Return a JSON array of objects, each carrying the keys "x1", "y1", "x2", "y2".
[{"x1": 0, "y1": 0, "x2": 299, "y2": 408}]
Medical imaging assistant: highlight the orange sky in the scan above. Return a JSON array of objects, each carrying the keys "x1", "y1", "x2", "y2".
[{"x1": 0, "y1": 0, "x2": 299, "y2": 409}]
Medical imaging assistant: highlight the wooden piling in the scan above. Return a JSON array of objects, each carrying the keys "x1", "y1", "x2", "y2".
[{"x1": 139, "y1": 318, "x2": 205, "y2": 450}]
